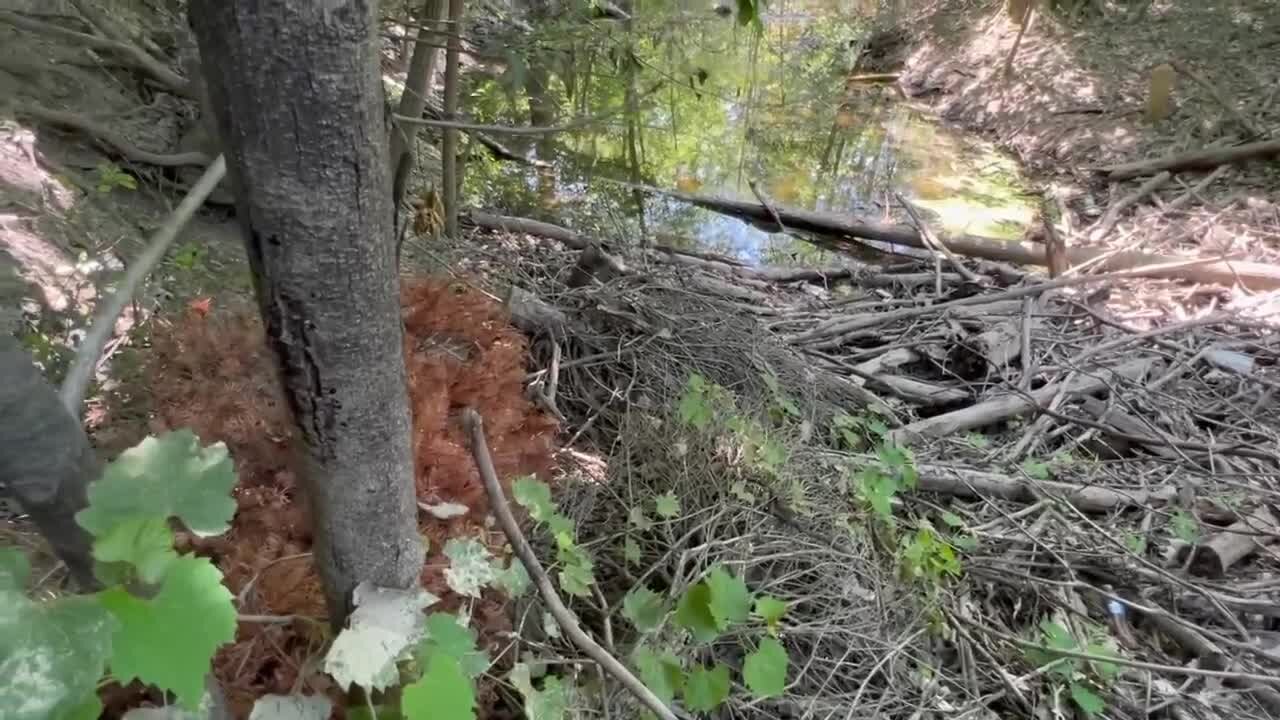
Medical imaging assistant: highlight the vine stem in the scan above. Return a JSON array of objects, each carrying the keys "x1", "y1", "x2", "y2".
[{"x1": 462, "y1": 407, "x2": 680, "y2": 720}]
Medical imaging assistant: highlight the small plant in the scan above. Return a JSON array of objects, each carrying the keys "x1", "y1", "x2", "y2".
[
  {"x1": 830, "y1": 410, "x2": 889, "y2": 451},
  {"x1": 677, "y1": 372, "x2": 789, "y2": 477},
  {"x1": 513, "y1": 476, "x2": 596, "y2": 597},
  {"x1": 1023, "y1": 618, "x2": 1121, "y2": 718},
  {"x1": 850, "y1": 442, "x2": 918, "y2": 525},
  {"x1": 95, "y1": 162, "x2": 137, "y2": 193}
]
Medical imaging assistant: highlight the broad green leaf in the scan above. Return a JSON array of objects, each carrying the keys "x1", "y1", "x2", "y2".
[
  {"x1": 0, "y1": 590, "x2": 116, "y2": 720},
  {"x1": 513, "y1": 476, "x2": 556, "y2": 523},
  {"x1": 622, "y1": 587, "x2": 667, "y2": 632},
  {"x1": 1041, "y1": 620, "x2": 1075, "y2": 651},
  {"x1": 559, "y1": 561, "x2": 595, "y2": 597},
  {"x1": 743, "y1": 637, "x2": 788, "y2": 698},
  {"x1": 402, "y1": 654, "x2": 475, "y2": 720},
  {"x1": 1171, "y1": 510, "x2": 1199, "y2": 544},
  {"x1": 682, "y1": 663, "x2": 730, "y2": 712},
  {"x1": 1021, "y1": 459, "x2": 1050, "y2": 480},
  {"x1": 678, "y1": 375, "x2": 714, "y2": 429},
  {"x1": 76, "y1": 430, "x2": 236, "y2": 538},
  {"x1": 940, "y1": 512, "x2": 965, "y2": 528},
  {"x1": 57, "y1": 694, "x2": 103, "y2": 720},
  {"x1": 248, "y1": 694, "x2": 333, "y2": 720},
  {"x1": 444, "y1": 537, "x2": 498, "y2": 597},
  {"x1": 100, "y1": 555, "x2": 236, "y2": 709},
  {"x1": 323, "y1": 583, "x2": 435, "y2": 693},
  {"x1": 654, "y1": 493, "x2": 680, "y2": 519},
  {"x1": 1069, "y1": 682, "x2": 1105, "y2": 716},
  {"x1": 623, "y1": 537, "x2": 642, "y2": 565},
  {"x1": 1124, "y1": 533, "x2": 1147, "y2": 555},
  {"x1": 1085, "y1": 642, "x2": 1121, "y2": 683},
  {"x1": 674, "y1": 582, "x2": 719, "y2": 643},
  {"x1": 632, "y1": 647, "x2": 683, "y2": 705},
  {"x1": 706, "y1": 565, "x2": 751, "y2": 630},
  {"x1": 510, "y1": 664, "x2": 572, "y2": 720},
  {"x1": 0, "y1": 547, "x2": 30, "y2": 590},
  {"x1": 92, "y1": 515, "x2": 177, "y2": 584},
  {"x1": 629, "y1": 506, "x2": 653, "y2": 531},
  {"x1": 495, "y1": 559, "x2": 531, "y2": 597},
  {"x1": 422, "y1": 613, "x2": 490, "y2": 679},
  {"x1": 753, "y1": 595, "x2": 788, "y2": 636}
]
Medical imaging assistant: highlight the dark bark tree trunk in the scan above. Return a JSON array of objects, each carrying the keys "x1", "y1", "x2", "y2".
[
  {"x1": 188, "y1": 0, "x2": 424, "y2": 625},
  {"x1": 0, "y1": 335, "x2": 100, "y2": 592}
]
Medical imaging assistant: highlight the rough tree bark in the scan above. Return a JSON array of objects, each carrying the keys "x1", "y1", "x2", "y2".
[
  {"x1": 188, "y1": 0, "x2": 424, "y2": 625},
  {"x1": 0, "y1": 335, "x2": 100, "y2": 591}
]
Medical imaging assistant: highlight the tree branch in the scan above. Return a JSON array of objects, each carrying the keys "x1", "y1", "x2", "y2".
[
  {"x1": 19, "y1": 103, "x2": 211, "y2": 167},
  {"x1": 463, "y1": 408, "x2": 680, "y2": 720}
]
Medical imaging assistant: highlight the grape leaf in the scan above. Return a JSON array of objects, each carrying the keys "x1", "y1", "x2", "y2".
[
  {"x1": 495, "y1": 559, "x2": 530, "y2": 597},
  {"x1": 513, "y1": 476, "x2": 556, "y2": 523},
  {"x1": 631, "y1": 647, "x2": 683, "y2": 705},
  {"x1": 248, "y1": 694, "x2": 333, "y2": 720},
  {"x1": 682, "y1": 663, "x2": 730, "y2": 712},
  {"x1": 76, "y1": 430, "x2": 236, "y2": 538},
  {"x1": 1069, "y1": 682, "x2": 1105, "y2": 716},
  {"x1": 100, "y1": 555, "x2": 236, "y2": 709},
  {"x1": 753, "y1": 595, "x2": 788, "y2": 636},
  {"x1": 622, "y1": 587, "x2": 666, "y2": 632},
  {"x1": 324, "y1": 583, "x2": 436, "y2": 693},
  {"x1": 1021, "y1": 459, "x2": 1050, "y2": 480},
  {"x1": 706, "y1": 565, "x2": 751, "y2": 630},
  {"x1": 421, "y1": 613, "x2": 489, "y2": 679},
  {"x1": 510, "y1": 664, "x2": 572, "y2": 720},
  {"x1": 623, "y1": 536, "x2": 642, "y2": 565},
  {"x1": 628, "y1": 506, "x2": 652, "y2": 531},
  {"x1": 0, "y1": 547, "x2": 29, "y2": 590},
  {"x1": 402, "y1": 654, "x2": 475, "y2": 720},
  {"x1": 674, "y1": 582, "x2": 719, "y2": 643},
  {"x1": 444, "y1": 537, "x2": 498, "y2": 597},
  {"x1": 654, "y1": 493, "x2": 681, "y2": 519},
  {"x1": 558, "y1": 561, "x2": 594, "y2": 597},
  {"x1": 0, "y1": 590, "x2": 116, "y2": 720},
  {"x1": 92, "y1": 515, "x2": 177, "y2": 584},
  {"x1": 743, "y1": 637, "x2": 788, "y2": 698}
]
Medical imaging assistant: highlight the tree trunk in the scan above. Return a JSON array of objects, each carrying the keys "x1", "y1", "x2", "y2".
[
  {"x1": 188, "y1": 0, "x2": 424, "y2": 625},
  {"x1": 391, "y1": 0, "x2": 447, "y2": 259},
  {"x1": 0, "y1": 335, "x2": 100, "y2": 591},
  {"x1": 441, "y1": 0, "x2": 464, "y2": 238}
]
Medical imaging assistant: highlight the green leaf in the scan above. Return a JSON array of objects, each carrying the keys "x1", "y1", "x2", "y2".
[
  {"x1": 422, "y1": 613, "x2": 490, "y2": 679},
  {"x1": 558, "y1": 561, "x2": 595, "y2": 598},
  {"x1": 632, "y1": 647, "x2": 683, "y2": 705},
  {"x1": 743, "y1": 637, "x2": 788, "y2": 698},
  {"x1": 513, "y1": 476, "x2": 556, "y2": 523},
  {"x1": 1171, "y1": 510, "x2": 1199, "y2": 544},
  {"x1": 706, "y1": 565, "x2": 751, "y2": 631},
  {"x1": 940, "y1": 511, "x2": 965, "y2": 528},
  {"x1": 1124, "y1": 533, "x2": 1147, "y2": 555},
  {"x1": 0, "y1": 590, "x2": 117, "y2": 720},
  {"x1": 1085, "y1": 642, "x2": 1121, "y2": 683},
  {"x1": 1041, "y1": 619, "x2": 1075, "y2": 651},
  {"x1": 76, "y1": 430, "x2": 237, "y2": 539},
  {"x1": 1069, "y1": 681, "x2": 1105, "y2": 716},
  {"x1": 92, "y1": 515, "x2": 177, "y2": 584},
  {"x1": 753, "y1": 595, "x2": 788, "y2": 636},
  {"x1": 0, "y1": 547, "x2": 30, "y2": 590},
  {"x1": 730, "y1": 481, "x2": 756, "y2": 503},
  {"x1": 682, "y1": 663, "x2": 730, "y2": 712},
  {"x1": 674, "y1": 582, "x2": 719, "y2": 643},
  {"x1": 622, "y1": 587, "x2": 667, "y2": 632},
  {"x1": 964, "y1": 432, "x2": 990, "y2": 449},
  {"x1": 623, "y1": 536, "x2": 642, "y2": 565},
  {"x1": 1021, "y1": 459, "x2": 1050, "y2": 480},
  {"x1": 402, "y1": 654, "x2": 476, "y2": 720},
  {"x1": 100, "y1": 555, "x2": 237, "y2": 709},
  {"x1": 510, "y1": 664, "x2": 571, "y2": 720},
  {"x1": 654, "y1": 493, "x2": 680, "y2": 519},
  {"x1": 495, "y1": 559, "x2": 530, "y2": 598},
  {"x1": 629, "y1": 505, "x2": 653, "y2": 531},
  {"x1": 444, "y1": 537, "x2": 498, "y2": 597},
  {"x1": 678, "y1": 375, "x2": 714, "y2": 429}
]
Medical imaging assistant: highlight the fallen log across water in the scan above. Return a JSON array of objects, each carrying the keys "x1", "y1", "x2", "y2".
[{"x1": 618, "y1": 186, "x2": 1280, "y2": 291}]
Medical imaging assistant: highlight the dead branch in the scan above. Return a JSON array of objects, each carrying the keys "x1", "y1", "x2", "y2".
[
  {"x1": 1098, "y1": 138, "x2": 1280, "y2": 181},
  {"x1": 19, "y1": 103, "x2": 211, "y2": 167},
  {"x1": 1176, "y1": 504, "x2": 1280, "y2": 578},
  {"x1": 463, "y1": 408, "x2": 680, "y2": 720},
  {"x1": 1088, "y1": 171, "x2": 1171, "y2": 242},
  {"x1": 61, "y1": 155, "x2": 228, "y2": 413},
  {"x1": 0, "y1": 9, "x2": 191, "y2": 96},
  {"x1": 886, "y1": 357, "x2": 1159, "y2": 444}
]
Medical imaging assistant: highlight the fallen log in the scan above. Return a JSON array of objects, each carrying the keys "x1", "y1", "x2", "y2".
[
  {"x1": 1176, "y1": 504, "x2": 1280, "y2": 578},
  {"x1": 1097, "y1": 138, "x2": 1280, "y2": 181},
  {"x1": 886, "y1": 357, "x2": 1159, "y2": 444},
  {"x1": 630, "y1": 186, "x2": 1280, "y2": 291}
]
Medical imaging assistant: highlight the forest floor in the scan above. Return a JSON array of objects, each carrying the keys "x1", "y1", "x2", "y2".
[{"x1": 3, "y1": 1, "x2": 1280, "y2": 719}]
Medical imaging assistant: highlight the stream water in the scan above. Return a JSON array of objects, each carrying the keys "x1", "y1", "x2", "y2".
[{"x1": 457, "y1": 0, "x2": 1036, "y2": 266}]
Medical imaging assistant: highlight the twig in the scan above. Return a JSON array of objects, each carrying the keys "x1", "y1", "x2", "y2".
[
  {"x1": 463, "y1": 408, "x2": 680, "y2": 720},
  {"x1": 1087, "y1": 171, "x2": 1171, "y2": 243},
  {"x1": 895, "y1": 192, "x2": 983, "y2": 285},
  {"x1": 60, "y1": 155, "x2": 227, "y2": 413},
  {"x1": 747, "y1": 179, "x2": 787, "y2": 233}
]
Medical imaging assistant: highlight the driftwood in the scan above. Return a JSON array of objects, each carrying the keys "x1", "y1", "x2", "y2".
[
  {"x1": 639, "y1": 186, "x2": 1280, "y2": 290},
  {"x1": 1098, "y1": 138, "x2": 1280, "y2": 181},
  {"x1": 1176, "y1": 505, "x2": 1280, "y2": 578},
  {"x1": 887, "y1": 357, "x2": 1159, "y2": 444}
]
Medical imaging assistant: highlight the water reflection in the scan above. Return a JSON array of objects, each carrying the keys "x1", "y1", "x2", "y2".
[{"x1": 460, "y1": 0, "x2": 1034, "y2": 266}]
